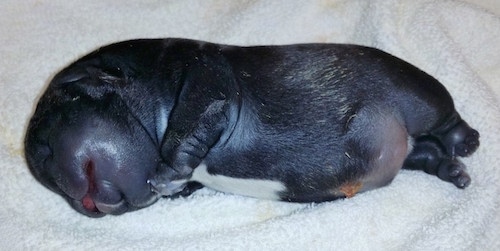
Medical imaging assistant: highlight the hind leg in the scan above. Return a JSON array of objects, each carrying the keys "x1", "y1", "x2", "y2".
[{"x1": 403, "y1": 136, "x2": 471, "y2": 188}]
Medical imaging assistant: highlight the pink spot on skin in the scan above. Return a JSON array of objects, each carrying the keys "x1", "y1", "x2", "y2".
[{"x1": 82, "y1": 194, "x2": 97, "y2": 211}]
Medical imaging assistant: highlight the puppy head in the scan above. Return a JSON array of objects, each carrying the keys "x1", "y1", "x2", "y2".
[{"x1": 25, "y1": 62, "x2": 162, "y2": 217}]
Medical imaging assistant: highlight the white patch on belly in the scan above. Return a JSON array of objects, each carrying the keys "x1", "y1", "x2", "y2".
[{"x1": 190, "y1": 163, "x2": 286, "y2": 200}]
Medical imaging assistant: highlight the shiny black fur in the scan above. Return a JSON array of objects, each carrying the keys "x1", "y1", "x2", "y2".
[{"x1": 25, "y1": 39, "x2": 479, "y2": 217}]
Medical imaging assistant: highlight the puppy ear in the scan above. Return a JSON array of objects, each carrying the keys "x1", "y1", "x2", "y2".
[
  {"x1": 54, "y1": 66, "x2": 89, "y2": 84},
  {"x1": 53, "y1": 62, "x2": 127, "y2": 99}
]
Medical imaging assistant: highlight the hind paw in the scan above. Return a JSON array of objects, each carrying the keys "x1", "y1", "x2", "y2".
[
  {"x1": 437, "y1": 159, "x2": 471, "y2": 188},
  {"x1": 454, "y1": 129, "x2": 480, "y2": 157},
  {"x1": 440, "y1": 121, "x2": 480, "y2": 157}
]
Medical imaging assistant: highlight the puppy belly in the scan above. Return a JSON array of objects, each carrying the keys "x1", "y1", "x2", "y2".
[{"x1": 190, "y1": 163, "x2": 287, "y2": 200}]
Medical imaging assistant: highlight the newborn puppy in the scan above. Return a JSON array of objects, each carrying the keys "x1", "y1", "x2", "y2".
[{"x1": 25, "y1": 38, "x2": 479, "y2": 217}]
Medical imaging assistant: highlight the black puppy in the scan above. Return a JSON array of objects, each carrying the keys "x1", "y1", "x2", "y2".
[{"x1": 25, "y1": 38, "x2": 479, "y2": 217}]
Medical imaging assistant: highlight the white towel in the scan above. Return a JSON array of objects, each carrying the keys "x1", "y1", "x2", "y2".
[{"x1": 1, "y1": 0, "x2": 499, "y2": 250}]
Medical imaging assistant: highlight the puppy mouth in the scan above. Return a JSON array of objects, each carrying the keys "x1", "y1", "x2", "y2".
[
  {"x1": 68, "y1": 195, "x2": 124, "y2": 217},
  {"x1": 71, "y1": 195, "x2": 151, "y2": 217},
  {"x1": 71, "y1": 190, "x2": 160, "y2": 217},
  {"x1": 69, "y1": 198, "x2": 106, "y2": 218},
  {"x1": 81, "y1": 194, "x2": 127, "y2": 214},
  {"x1": 65, "y1": 160, "x2": 161, "y2": 217}
]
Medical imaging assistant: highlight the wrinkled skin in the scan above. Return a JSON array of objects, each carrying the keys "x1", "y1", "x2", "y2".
[{"x1": 25, "y1": 39, "x2": 479, "y2": 217}]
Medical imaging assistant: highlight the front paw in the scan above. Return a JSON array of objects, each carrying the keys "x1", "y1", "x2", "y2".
[{"x1": 148, "y1": 177, "x2": 188, "y2": 197}]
